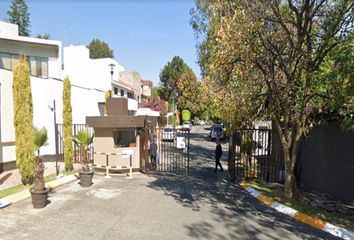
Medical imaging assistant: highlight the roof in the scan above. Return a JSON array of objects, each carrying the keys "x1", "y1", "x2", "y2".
[
  {"x1": 86, "y1": 115, "x2": 158, "y2": 128},
  {"x1": 141, "y1": 80, "x2": 153, "y2": 86}
]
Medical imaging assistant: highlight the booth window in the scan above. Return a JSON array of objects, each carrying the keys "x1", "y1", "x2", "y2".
[{"x1": 113, "y1": 129, "x2": 136, "y2": 148}]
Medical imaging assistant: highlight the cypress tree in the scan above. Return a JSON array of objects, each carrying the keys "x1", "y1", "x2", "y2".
[
  {"x1": 63, "y1": 77, "x2": 73, "y2": 171},
  {"x1": 104, "y1": 90, "x2": 112, "y2": 115},
  {"x1": 12, "y1": 55, "x2": 34, "y2": 185}
]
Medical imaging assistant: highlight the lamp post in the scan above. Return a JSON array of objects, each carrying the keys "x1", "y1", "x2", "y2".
[
  {"x1": 49, "y1": 100, "x2": 59, "y2": 176},
  {"x1": 109, "y1": 63, "x2": 115, "y2": 81}
]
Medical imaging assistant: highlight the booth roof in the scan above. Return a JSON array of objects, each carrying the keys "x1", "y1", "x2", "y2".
[{"x1": 86, "y1": 115, "x2": 157, "y2": 128}]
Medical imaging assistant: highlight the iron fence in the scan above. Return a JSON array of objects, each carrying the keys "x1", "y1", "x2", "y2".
[
  {"x1": 230, "y1": 128, "x2": 284, "y2": 183},
  {"x1": 56, "y1": 124, "x2": 94, "y2": 164}
]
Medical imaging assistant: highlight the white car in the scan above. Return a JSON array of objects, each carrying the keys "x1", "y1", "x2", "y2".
[
  {"x1": 162, "y1": 126, "x2": 175, "y2": 141},
  {"x1": 182, "y1": 121, "x2": 191, "y2": 130},
  {"x1": 209, "y1": 124, "x2": 225, "y2": 141},
  {"x1": 199, "y1": 120, "x2": 206, "y2": 125}
]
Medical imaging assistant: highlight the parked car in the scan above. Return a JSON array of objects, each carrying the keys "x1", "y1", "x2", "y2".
[
  {"x1": 182, "y1": 121, "x2": 191, "y2": 130},
  {"x1": 162, "y1": 125, "x2": 175, "y2": 141},
  {"x1": 209, "y1": 124, "x2": 225, "y2": 141},
  {"x1": 199, "y1": 120, "x2": 206, "y2": 125}
]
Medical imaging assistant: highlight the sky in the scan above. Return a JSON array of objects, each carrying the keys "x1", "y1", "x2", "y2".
[{"x1": 0, "y1": 0, "x2": 201, "y2": 86}]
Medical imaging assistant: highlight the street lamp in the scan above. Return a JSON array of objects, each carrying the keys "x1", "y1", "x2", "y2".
[
  {"x1": 48, "y1": 100, "x2": 59, "y2": 176},
  {"x1": 109, "y1": 63, "x2": 115, "y2": 81}
]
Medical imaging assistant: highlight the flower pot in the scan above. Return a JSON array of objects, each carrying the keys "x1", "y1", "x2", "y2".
[
  {"x1": 30, "y1": 187, "x2": 49, "y2": 209},
  {"x1": 79, "y1": 171, "x2": 94, "y2": 187}
]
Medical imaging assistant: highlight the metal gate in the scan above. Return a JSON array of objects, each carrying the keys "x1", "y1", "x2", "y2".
[
  {"x1": 56, "y1": 124, "x2": 94, "y2": 163},
  {"x1": 229, "y1": 128, "x2": 284, "y2": 182},
  {"x1": 145, "y1": 126, "x2": 190, "y2": 174}
]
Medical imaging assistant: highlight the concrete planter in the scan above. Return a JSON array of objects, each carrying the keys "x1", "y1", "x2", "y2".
[
  {"x1": 79, "y1": 171, "x2": 94, "y2": 187},
  {"x1": 30, "y1": 187, "x2": 49, "y2": 209}
]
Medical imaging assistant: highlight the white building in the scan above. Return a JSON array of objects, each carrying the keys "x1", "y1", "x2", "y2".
[
  {"x1": 63, "y1": 45, "x2": 139, "y2": 113},
  {"x1": 0, "y1": 22, "x2": 126, "y2": 172},
  {"x1": 0, "y1": 21, "x2": 64, "y2": 171}
]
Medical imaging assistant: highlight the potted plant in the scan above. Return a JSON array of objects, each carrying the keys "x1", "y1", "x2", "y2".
[
  {"x1": 30, "y1": 126, "x2": 49, "y2": 208},
  {"x1": 74, "y1": 129, "x2": 93, "y2": 187}
]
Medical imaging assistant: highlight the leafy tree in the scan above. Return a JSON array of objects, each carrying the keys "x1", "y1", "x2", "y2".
[
  {"x1": 182, "y1": 109, "x2": 191, "y2": 122},
  {"x1": 88, "y1": 38, "x2": 114, "y2": 59},
  {"x1": 63, "y1": 77, "x2": 73, "y2": 171},
  {"x1": 151, "y1": 87, "x2": 159, "y2": 102},
  {"x1": 192, "y1": 0, "x2": 353, "y2": 199},
  {"x1": 176, "y1": 69, "x2": 205, "y2": 115},
  {"x1": 12, "y1": 55, "x2": 34, "y2": 185},
  {"x1": 159, "y1": 56, "x2": 189, "y2": 102},
  {"x1": 7, "y1": 0, "x2": 31, "y2": 36},
  {"x1": 35, "y1": 33, "x2": 50, "y2": 39}
]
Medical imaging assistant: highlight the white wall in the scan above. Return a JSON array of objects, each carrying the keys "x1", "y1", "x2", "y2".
[
  {"x1": 0, "y1": 68, "x2": 106, "y2": 161},
  {"x1": 63, "y1": 45, "x2": 124, "y2": 91}
]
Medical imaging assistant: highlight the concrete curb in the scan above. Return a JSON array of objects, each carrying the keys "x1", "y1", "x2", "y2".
[
  {"x1": 240, "y1": 182, "x2": 354, "y2": 240},
  {"x1": 0, "y1": 174, "x2": 79, "y2": 209}
]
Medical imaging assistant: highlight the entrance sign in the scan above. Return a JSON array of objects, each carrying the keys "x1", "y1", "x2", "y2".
[{"x1": 176, "y1": 137, "x2": 186, "y2": 149}]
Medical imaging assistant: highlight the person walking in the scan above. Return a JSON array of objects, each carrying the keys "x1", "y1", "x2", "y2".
[
  {"x1": 149, "y1": 139, "x2": 158, "y2": 170},
  {"x1": 215, "y1": 139, "x2": 224, "y2": 173}
]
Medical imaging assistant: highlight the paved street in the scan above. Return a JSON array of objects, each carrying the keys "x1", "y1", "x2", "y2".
[{"x1": 0, "y1": 126, "x2": 338, "y2": 239}]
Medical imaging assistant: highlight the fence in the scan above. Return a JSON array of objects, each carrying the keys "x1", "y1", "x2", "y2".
[
  {"x1": 229, "y1": 127, "x2": 284, "y2": 183},
  {"x1": 56, "y1": 124, "x2": 94, "y2": 164}
]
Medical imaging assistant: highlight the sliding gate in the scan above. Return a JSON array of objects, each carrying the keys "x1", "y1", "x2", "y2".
[{"x1": 145, "y1": 127, "x2": 190, "y2": 174}]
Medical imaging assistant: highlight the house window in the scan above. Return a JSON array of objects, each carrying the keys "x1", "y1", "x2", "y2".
[
  {"x1": 0, "y1": 52, "x2": 48, "y2": 78},
  {"x1": 0, "y1": 53, "x2": 11, "y2": 70},
  {"x1": 29, "y1": 56, "x2": 48, "y2": 77},
  {"x1": 113, "y1": 129, "x2": 136, "y2": 148},
  {"x1": 127, "y1": 92, "x2": 134, "y2": 99},
  {"x1": 120, "y1": 89, "x2": 124, "y2": 97},
  {"x1": 114, "y1": 87, "x2": 118, "y2": 95}
]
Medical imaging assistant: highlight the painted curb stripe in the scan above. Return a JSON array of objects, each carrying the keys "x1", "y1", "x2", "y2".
[
  {"x1": 46, "y1": 180, "x2": 64, "y2": 190},
  {"x1": 293, "y1": 212, "x2": 326, "y2": 230},
  {"x1": 240, "y1": 183, "x2": 354, "y2": 240},
  {"x1": 3, "y1": 189, "x2": 31, "y2": 205},
  {"x1": 246, "y1": 186, "x2": 261, "y2": 198},
  {"x1": 257, "y1": 194, "x2": 274, "y2": 206},
  {"x1": 323, "y1": 223, "x2": 354, "y2": 240},
  {"x1": 270, "y1": 202, "x2": 298, "y2": 217},
  {"x1": 0, "y1": 199, "x2": 11, "y2": 208},
  {"x1": 60, "y1": 175, "x2": 77, "y2": 183},
  {"x1": 240, "y1": 181, "x2": 250, "y2": 188}
]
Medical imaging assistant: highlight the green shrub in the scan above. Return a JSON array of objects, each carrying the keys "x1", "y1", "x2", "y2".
[
  {"x1": 12, "y1": 55, "x2": 34, "y2": 185},
  {"x1": 63, "y1": 77, "x2": 73, "y2": 171}
]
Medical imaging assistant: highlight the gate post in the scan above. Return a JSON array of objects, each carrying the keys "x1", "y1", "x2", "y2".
[
  {"x1": 187, "y1": 129, "x2": 190, "y2": 173},
  {"x1": 228, "y1": 132, "x2": 236, "y2": 183}
]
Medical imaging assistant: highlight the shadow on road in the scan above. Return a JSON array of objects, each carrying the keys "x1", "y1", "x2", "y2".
[{"x1": 146, "y1": 131, "x2": 337, "y2": 239}]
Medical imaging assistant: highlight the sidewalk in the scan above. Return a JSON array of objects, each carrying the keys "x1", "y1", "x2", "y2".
[{"x1": 0, "y1": 162, "x2": 80, "y2": 191}]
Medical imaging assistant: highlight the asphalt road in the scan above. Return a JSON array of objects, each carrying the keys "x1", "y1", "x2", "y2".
[{"x1": 0, "y1": 125, "x2": 338, "y2": 239}]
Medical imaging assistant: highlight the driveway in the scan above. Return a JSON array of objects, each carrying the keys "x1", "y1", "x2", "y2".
[{"x1": 0, "y1": 126, "x2": 337, "y2": 239}]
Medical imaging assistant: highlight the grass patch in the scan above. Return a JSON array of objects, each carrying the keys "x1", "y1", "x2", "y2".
[
  {"x1": 246, "y1": 179, "x2": 354, "y2": 231},
  {"x1": 0, "y1": 184, "x2": 30, "y2": 199},
  {"x1": 0, "y1": 170, "x2": 76, "y2": 199}
]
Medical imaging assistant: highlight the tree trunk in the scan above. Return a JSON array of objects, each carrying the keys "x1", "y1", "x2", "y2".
[
  {"x1": 283, "y1": 135, "x2": 302, "y2": 200},
  {"x1": 283, "y1": 151, "x2": 296, "y2": 199}
]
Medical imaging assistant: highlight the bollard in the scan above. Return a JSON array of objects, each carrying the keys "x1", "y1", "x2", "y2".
[
  {"x1": 104, "y1": 153, "x2": 111, "y2": 178},
  {"x1": 126, "y1": 155, "x2": 133, "y2": 179}
]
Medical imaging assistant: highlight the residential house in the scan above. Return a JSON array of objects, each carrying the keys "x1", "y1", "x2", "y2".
[
  {"x1": 140, "y1": 79, "x2": 153, "y2": 103},
  {"x1": 0, "y1": 21, "x2": 62, "y2": 171}
]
